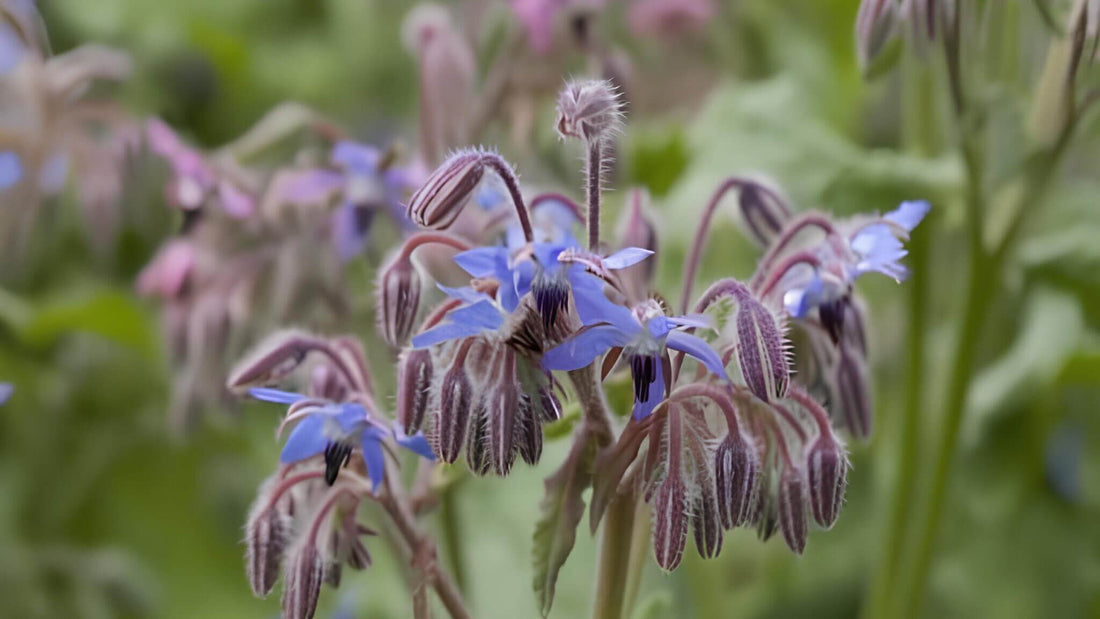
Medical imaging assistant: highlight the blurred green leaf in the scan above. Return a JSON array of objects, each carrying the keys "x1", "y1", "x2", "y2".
[{"x1": 18, "y1": 291, "x2": 157, "y2": 357}]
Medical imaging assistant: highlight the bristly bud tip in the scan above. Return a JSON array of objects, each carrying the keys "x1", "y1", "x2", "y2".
[{"x1": 555, "y1": 79, "x2": 624, "y2": 144}]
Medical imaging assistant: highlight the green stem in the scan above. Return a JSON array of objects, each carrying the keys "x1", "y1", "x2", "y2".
[
  {"x1": 438, "y1": 487, "x2": 467, "y2": 594},
  {"x1": 591, "y1": 487, "x2": 637, "y2": 619},
  {"x1": 620, "y1": 492, "x2": 651, "y2": 619}
]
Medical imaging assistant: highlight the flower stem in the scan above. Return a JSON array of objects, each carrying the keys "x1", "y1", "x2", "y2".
[
  {"x1": 587, "y1": 138, "x2": 604, "y2": 251},
  {"x1": 591, "y1": 486, "x2": 637, "y2": 619}
]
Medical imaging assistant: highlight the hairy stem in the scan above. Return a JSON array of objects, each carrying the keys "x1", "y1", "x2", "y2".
[
  {"x1": 587, "y1": 138, "x2": 604, "y2": 251},
  {"x1": 591, "y1": 486, "x2": 637, "y2": 619}
]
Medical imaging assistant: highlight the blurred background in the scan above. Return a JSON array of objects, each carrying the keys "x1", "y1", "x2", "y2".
[{"x1": 1, "y1": 0, "x2": 1098, "y2": 618}]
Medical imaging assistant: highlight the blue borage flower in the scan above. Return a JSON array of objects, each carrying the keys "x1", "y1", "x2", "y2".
[
  {"x1": 248, "y1": 388, "x2": 433, "y2": 491},
  {"x1": 542, "y1": 286, "x2": 729, "y2": 419},
  {"x1": 0, "y1": 382, "x2": 12, "y2": 406},
  {"x1": 783, "y1": 200, "x2": 930, "y2": 318}
]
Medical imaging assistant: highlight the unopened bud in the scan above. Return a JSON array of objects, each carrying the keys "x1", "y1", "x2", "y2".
[
  {"x1": 691, "y1": 462, "x2": 723, "y2": 559},
  {"x1": 486, "y1": 362, "x2": 519, "y2": 475},
  {"x1": 856, "y1": 0, "x2": 901, "y2": 78},
  {"x1": 835, "y1": 343, "x2": 872, "y2": 439},
  {"x1": 616, "y1": 189, "x2": 659, "y2": 295},
  {"x1": 806, "y1": 434, "x2": 848, "y2": 529},
  {"x1": 777, "y1": 464, "x2": 809, "y2": 555},
  {"x1": 517, "y1": 394, "x2": 544, "y2": 465},
  {"x1": 396, "y1": 348, "x2": 433, "y2": 435},
  {"x1": 227, "y1": 330, "x2": 317, "y2": 389},
  {"x1": 714, "y1": 430, "x2": 761, "y2": 529},
  {"x1": 465, "y1": 402, "x2": 492, "y2": 476},
  {"x1": 310, "y1": 364, "x2": 348, "y2": 402},
  {"x1": 555, "y1": 79, "x2": 624, "y2": 143},
  {"x1": 737, "y1": 181, "x2": 791, "y2": 247},
  {"x1": 281, "y1": 542, "x2": 324, "y2": 619},
  {"x1": 406, "y1": 149, "x2": 485, "y2": 229},
  {"x1": 735, "y1": 297, "x2": 791, "y2": 402},
  {"x1": 651, "y1": 470, "x2": 688, "y2": 571},
  {"x1": 377, "y1": 255, "x2": 422, "y2": 347},
  {"x1": 245, "y1": 483, "x2": 289, "y2": 597},
  {"x1": 437, "y1": 361, "x2": 473, "y2": 463}
]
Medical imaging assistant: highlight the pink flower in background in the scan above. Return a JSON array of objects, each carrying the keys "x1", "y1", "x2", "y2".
[
  {"x1": 628, "y1": 0, "x2": 714, "y2": 38},
  {"x1": 508, "y1": 0, "x2": 605, "y2": 54},
  {"x1": 137, "y1": 239, "x2": 197, "y2": 300}
]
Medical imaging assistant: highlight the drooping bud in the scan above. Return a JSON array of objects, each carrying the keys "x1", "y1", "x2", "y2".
[
  {"x1": 406, "y1": 149, "x2": 484, "y2": 229},
  {"x1": 516, "y1": 394, "x2": 543, "y2": 466},
  {"x1": 396, "y1": 348, "x2": 433, "y2": 435},
  {"x1": 777, "y1": 464, "x2": 809, "y2": 554},
  {"x1": 686, "y1": 438, "x2": 723, "y2": 559},
  {"x1": 651, "y1": 470, "x2": 688, "y2": 571},
  {"x1": 310, "y1": 364, "x2": 348, "y2": 402},
  {"x1": 227, "y1": 330, "x2": 318, "y2": 389},
  {"x1": 377, "y1": 255, "x2": 422, "y2": 347},
  {"x1": 856, "y1": 0, "x2": 901, "y2": 78},
  {"x1": 245, "y1": 483, "x2": 289, "y2": 597},
  {"x1": 737, "y1": 181, "x2": 791, "y2": 247},
  {"x1": 806, "y1": 433, "x2": 849, "y2": 529},
  {"x1": 465, "y1": 401, "x2": 492, "y2": 476},
  {"x1": 835, "y1": 343, "x2": 872, "y2": 439},
  {"x1": 714, "y1": 430, "x2": 761, "y2": 529},
  {"x1": 486, "y1": 351, "x2": 519, "y2": 475},
  {"x1": 281, "y1": 542, "x2": 324, "y2": 619},
  {"x1": 616, "y1": 189, "x2": 659, "y2": 297},
  {"x1": 555, "y1": 79, "x2": 624, "y2": 144},
  {"x1": 436, "y1": 359, "x2": 474, "y2": 463},
  {"x1": 735, "y1": 297, "x2": 791, "y2": 402}
]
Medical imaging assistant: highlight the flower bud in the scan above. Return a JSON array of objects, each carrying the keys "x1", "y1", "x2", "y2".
[
  {"x1": 436, "y1": 362, "x2": 474, "y2": 463},
  {"x1": 282, "y1": 542, "x2": 324, "y2": 619},
  {"x1": 616, "y1": 189, "x2": 659, "y2": 296},
  {"x1": 689, "y1": 444, "x2": 723, "y2": 559},
  {"x1": 310, "y1": 364, "x2": 348, "y2": 402},
  {"x1": 377, "y1": 255, "x2": 422, "y2": 347},
  {"x1": 835, "y1": 343, "x2": 872, "y2": 439},
  {"x1": 245, "y1": 493, "x2": 288, "y2": 597},
  {"x1": 806, "y1": 434, "x2": 848, "y2": 529},
  {"x1": 714, "y1": 430, "x2": 761, "y2": 529},
  {"x1": 516, "y1": 395, "x2": 543, "y2": 466},
  {"x1": 856, "y1": 0, "x2": 901, "y2": 78},
  {"x1": 465, "y1": 401, "x2": 492, "y2": 476},
  {"x1": 777, "y1": 465, "x2": 809, "y2": 555},
  {"x1": 406, "y1": 149, "x2": 485, "y2": 229},
  {"x1": 396, "y1": 348, "x2": 433, "y2": 435},
  {"x1": 486, "y1": 365, "x2": 519, "y2": 475},
  {"x1": 735, "y1": 297, "x2": 791, "y2": 402},
  {"x1": 555, "y1": 79, "x2": 624, "y2": 143},
  {"x1": 651, "y1": 470, "x2": 688, "y2": 571},
  {"x1": 737, "y1": 181, "x2": 790, "y2": 247}
]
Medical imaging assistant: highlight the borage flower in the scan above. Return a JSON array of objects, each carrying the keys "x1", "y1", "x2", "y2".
[{"x1": 248, "y1": 387, "x2": 433, "y2": 490}]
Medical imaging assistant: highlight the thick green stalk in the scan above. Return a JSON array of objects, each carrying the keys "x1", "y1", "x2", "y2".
[
  {"x1": 438, "y1": 488, "x2": 467, "y2": 593},
  {"x1": 591, "y1": 487, "x2": 638, "y2": 619}
]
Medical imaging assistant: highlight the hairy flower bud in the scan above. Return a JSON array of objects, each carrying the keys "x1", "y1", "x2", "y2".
[
  {"x1": 777, "y1": 465, "x2": 809, "y2": 554},
  {"x1": 714, "y1": 430, "x2": 761, "y2": 529},
  {"x1": 245, "y1": 491, "x2": 289, "y2": 597},
  {"x1": 465, "y1": 401, "x2": 492, "y2": 476},
  {"x1": 555, "y1": 79, "x2": 624, "y2": 143},
  {"x1": 835, "y1": 343, "x2": 872, "y2": 439},
  {"x1": 407, "y1": 149, "x2": 484, "y2": 229},
  {"x1": 396, "y1": 348, "x2": 433, "y2": 435},
  {"x1": 856, "y1": 0, "x2": 901, "y2": 77},
  {"x1": 436, "y1": 361, "x2": 474, "y2": 463},
  {"x1": 735, "y1": 297, "x2": 791, "y2": 402},
  {"x1": 517, "y1": 394, "x2": 544, "y2": 465},
  {"x1": 282, "y1": 542, "x2": 324, "y2": 619},
  {"x1": 737, "y1": 181, "x2": 791, "y2": 247},
  {"x1": 806, "y1": 434, "x2": 848, "y2": 529},
  {"x1": 651, "y1": 470, "x2": 688, "y2": 571},
  {"x1": 378, "y1": 255, "x2": 422, "y2": 347},
  {"x1": 617, "y1": 189, "x2": 659, "y2": 296}
]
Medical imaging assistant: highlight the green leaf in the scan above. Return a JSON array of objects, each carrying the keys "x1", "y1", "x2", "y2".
[
  {"x1": 531, "y1": 430, "x2": 597, "y2": 617},
  {"x1": 18, "y1": 290, "x2": 158, "y2": 357}
]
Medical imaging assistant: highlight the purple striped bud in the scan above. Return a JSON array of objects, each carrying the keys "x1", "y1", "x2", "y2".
[
  {"x1": 517, "y1": 394, "x2": 544, "y2": 466},
  {"x1": 486, "y1": 357, "x2": 519, "y2": 475},
  {"x1": 651, "y1": 470, "x2": 688, "y2": 571},
  {"x1": 714, "y1": 430, "x2": 761, "y2": 529},
  {"x1": 856, "y1": 0, "x2": 901, "y2": 77},
  {"x1": 377, "y1": 255, "x2": 422, "y2": 347},
  {"x1": 616, "y1": 189, "x2": 659, "y2": 296},
  {"x1": 835, "y1": 344, "x2": 872, "y2": 439},
  {"x1": 735, "y1": 297, "x2": 791, "y2": 402},
  {"x1": 396, "y1": 348, "x2": 433, "y2": 435},
  {"x1": 806, "y1": 434, "x2": 848, "y2": 529},
  {"x1": 555, "y1": 79, "x2": 624, "y2": 143},
  {"x1": 245, "y1": 490, "x2": 289, "y2": 597},
  {"x1": 688, "y1": 442, "x2": 723, "y2": 559},
  {"x1": 281, "y1": 542, "x2": 324, "y2": 619},
  {"x1": 310, "y1": 364, "x2": 348, "y2": 402},
  {"x1": 437, "y1": 361, "x2": 474, "y2": 463},
  {"x1": 465, "y1": 402, "x2": 492, "y2": 476},
  {"x1": 777, "y1": 465, "x2": 809, "y2": 554},
  {"x1": 407, "y1": 149, "x2": 484, "y2": 229},
  {"x1": 738, "y1": 181, "x2": 791, "y2": 247},
  {"x1": 536, "y1": 385, "x2": 562, "y2": 423}
]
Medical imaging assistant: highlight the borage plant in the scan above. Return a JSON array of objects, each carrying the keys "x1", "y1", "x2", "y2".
[{"x1": 229, "y1": 79, "x2": 927, "y2": 619}]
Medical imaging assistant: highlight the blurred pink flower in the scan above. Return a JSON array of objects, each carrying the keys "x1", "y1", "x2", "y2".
[
  {"x1": 137, "y1": 239, "x2": 197, "y2": 300},
  {"x1": 508, "y1": 0, "x2": 605, "y2": 55},
  {"x1": 628, "y1": 0, "x2": 714, "y2": 38}
]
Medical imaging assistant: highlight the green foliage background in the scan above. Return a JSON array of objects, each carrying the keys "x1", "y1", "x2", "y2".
[{"x1": 2, "y1": 1, "x2": 1099, "y2": 618}]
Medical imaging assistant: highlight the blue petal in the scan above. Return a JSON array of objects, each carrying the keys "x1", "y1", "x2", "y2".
[
  {"x1": 542, "y1": 324, "x2": 632, "y2": 372},
  {"x1": 885, "y1": 200, "x2": 930, "y2": 231},
  {"x1": 667, "y1": 331, "x2": 728, "y2": 379},
  {"x1": 393, "y1": 423, "x2": 435, "y2": 460},
  {"x1": 0, "y1": 22, "x2": 25, "y2": 75},
  {"x1": 249, "y1": 387, "x2": 307, "y2": 404},
  {"x1": 567, "y1": 267, "x2": 637, "y2": 331},
  {"x1": 437, "y1": 284, "x2": 491, "y2": 304},
  {"x1": 0, "y1": 151, "x2": 23, "y2": 191},
  {"x1": 453, "y1": 246, "x2": 507, "y2": 278},
  {"x1": 332, "y1": 141, "x2": 380, "y2": 176},
  {"x1": 0, "y1": 382, "x2": 12, "y2": 406},
  {"x1": 335, "y1": 403, "x2": 370, "y2": 433},
  {"x1": 360, "y1": 428, "x2": 387, "y2": 492},
  {"x1": 632, "y1": 360, "x2": 666, "y2": 420},
  {"x1": 280, "y1": 414, "x2": 329, "y2": 463},
  {"x1": 411, "y1": 300, "x2": 503, "y2": 348},
  {"x1": 646, "y1": 316, "x2": 676, "y2": 340},
  {"x1": 603, "y1": 247, "x2": 654, "y2": 270}
]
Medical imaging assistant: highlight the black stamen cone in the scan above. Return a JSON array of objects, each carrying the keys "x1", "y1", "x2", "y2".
[
  {"x1": 323, "y1": 441, "x2": 354, "y2": 485},
  {"x1": 819, "y1": 297, "x2": 848, "y2": 344},
  {"x1": 631, "y1": 354, "x2": 658, "y2": 403},
  {"x1": 532, "y1": 271, "x2": 570, "y2": 331}
]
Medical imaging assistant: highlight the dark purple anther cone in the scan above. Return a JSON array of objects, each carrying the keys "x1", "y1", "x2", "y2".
[
  {"x1": 437, "y1": 363, "x2": 474, "y2": 463},
  {"x1": 532, "y1": 271, "x2": 571, "y2": 331},
  {"x1": 323, "y1": 441, "x2": 354, "y2": 486},
  {"x1": 396, "y1": 348, "x2": 433, "y2": 435},
  {"x1": 806, "y1": 434, "x2": 848, "y2": 529},
  {"x1": 736, "y1": 297, "x2": 791, "y2": 402},
  {"x1": 818, "y1": 296, "x2": 848, "y2": 344},
  {"x1": 631, "y1": 354, "x2": 660, "y2": 404},
  {"x1": 378, "y1": 256, "x2": 422, "y2": 347},
  {"x1": 777, "y1": 465, "x2": 809, "y2": 554},
  {"x1": 714, "y1": 430, "x2": 761, "y2": 530}
]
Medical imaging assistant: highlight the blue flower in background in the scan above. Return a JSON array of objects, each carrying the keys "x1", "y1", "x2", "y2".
[
  {"x1": 330, "y1": 141, "x2": 417, "y2": 261},
  {"x1": 248, "y1": 388, "x2": 433, "y2": 491},
  {"x1": 0, "y1": 151, "x2": 23, "y2": 191},
  {"x1": 0, "y1": 383, "x2": 12, "y2": 406},
  {"x1": 542, "y1": 297, "x2": 728, "y2": 419}
]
